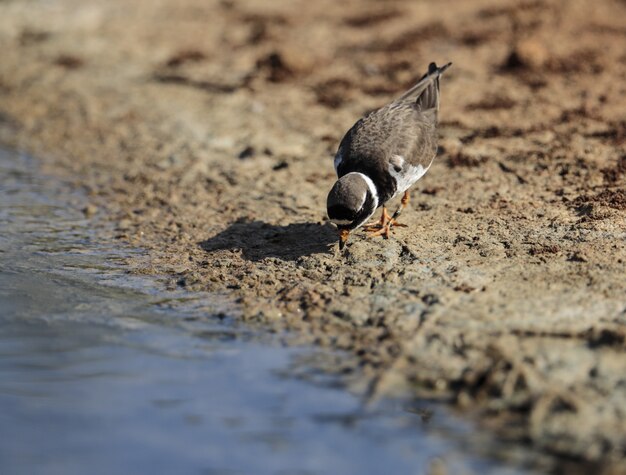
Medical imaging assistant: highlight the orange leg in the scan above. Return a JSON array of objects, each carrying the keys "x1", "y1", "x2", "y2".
[
  {"x1": 363, "y1": 206, "x2": 389, "y2": 231},
  {"x1": 391, "y1": 191, "x2": 410, "y2": 223},
  {"x1": 364, "y1": 191, "x2": 410, "y2": 239}
]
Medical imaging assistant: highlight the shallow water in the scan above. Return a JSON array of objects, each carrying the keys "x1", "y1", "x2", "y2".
[{"x1": 0, "y1": 148, "x2": 537, "y2": 475}]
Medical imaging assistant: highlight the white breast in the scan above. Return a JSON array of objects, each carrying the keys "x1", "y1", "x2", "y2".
[{"x1": 388, "y1": 155, "x2": 430, "y2": 198}]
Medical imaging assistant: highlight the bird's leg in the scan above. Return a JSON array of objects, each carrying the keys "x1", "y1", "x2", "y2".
[
  {"x1": 390, "y1": 191, "x2": 410, "y2": 227},
  {"x1": 366, "y1": 207, "x2": 395, "y2": 239},
  {"x1": 366, "y1": 192, "x2": 410, "y2": 239},
  {"x1": 362, "y1": 206, "x2": 389, "y2": 231}
]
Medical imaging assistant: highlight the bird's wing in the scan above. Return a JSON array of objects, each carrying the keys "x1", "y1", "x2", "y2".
[
  {"x1": 361, "y1": 103, "x2": 438, "y2": 170},
  {"x1": 333, "y1": 104, "x2": 436, "y2": 205},
  {"x1": 394, "y1": 107, "x2": 438, "y2": 170},
  {"x1": 394, "y1": 62, "x2": 451, "y2": 111},
  {"x1": 336, "y1": 62, "x2": 450, "y2": 176}
]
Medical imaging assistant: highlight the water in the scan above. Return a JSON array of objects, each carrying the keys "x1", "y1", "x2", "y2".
[{"x1": 0, "y1": 148, "x2": 538, "y2": 475}]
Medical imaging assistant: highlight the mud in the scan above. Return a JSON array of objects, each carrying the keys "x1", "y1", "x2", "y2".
[{"x1": 1, "y1": 0, "x2": 625, "y2": 471}]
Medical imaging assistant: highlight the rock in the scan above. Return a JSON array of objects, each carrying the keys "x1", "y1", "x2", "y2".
[
  {"x1": 503, "y1": 38, "x2": 549, "y2": 70},
  {"x1": 117, "y1": 218, "x2": 132, "y2": 230},
  {"x1": 82, "y1": 204, "x2": 97, "y2": 217}
]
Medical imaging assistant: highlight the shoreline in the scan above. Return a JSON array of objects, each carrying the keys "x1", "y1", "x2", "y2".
[{"x1": 0, "y1": 144, "x2": 552, "y2": 474}]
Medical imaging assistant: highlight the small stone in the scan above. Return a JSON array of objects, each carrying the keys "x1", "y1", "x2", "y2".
[
  {"x1": 504, "y1": 38, "x2": 549, "y2": 70},
  {"x1": 422, "y1": 294, "x2": 440, "y2": 306},
  {"x1": 118, "y1": 218, "x2": 132, "y2": 230},
  {"x1": 256, "y1": 48, "x2": 314, "y2": 83},
  {"x1": 82, "y1": 204, "x2": 97, "y2": 217},
  {"x1": 238, "y1": 146, "x2": 255, "y2": 160},
  {"x1": 568, "y1": 251, "x2": 588, "y2": 263},
  {"x1": 272, "y1": 160, "x2": 288, "y2": 170}
]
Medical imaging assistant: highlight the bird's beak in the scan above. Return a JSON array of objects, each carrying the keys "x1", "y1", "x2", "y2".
[{"x1": 339, "y1": 229, "x2": 350, "y2": 250}]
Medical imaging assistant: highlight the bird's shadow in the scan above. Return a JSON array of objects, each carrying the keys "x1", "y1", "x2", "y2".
[{"x1": 198, "y1": 219, "x2": 337, "y2": 261}]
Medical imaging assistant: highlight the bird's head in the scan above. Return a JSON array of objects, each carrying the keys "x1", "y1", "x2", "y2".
[{"x1": 326, "y1": 172, "x2": 378, "y2": 249}]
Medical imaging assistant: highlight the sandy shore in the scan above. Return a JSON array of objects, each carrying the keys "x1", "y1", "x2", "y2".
[{"x1": 1, "y1": 0, "x2": 625, "y2": 470}]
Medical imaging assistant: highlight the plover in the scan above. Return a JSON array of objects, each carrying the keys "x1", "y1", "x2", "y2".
[{"x1": 327, "y1": 62, "x2": 451, "y2": 249}]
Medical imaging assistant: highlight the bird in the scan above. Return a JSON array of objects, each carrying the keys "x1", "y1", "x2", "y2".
[{"x1": 326, "y1": 62, "x2": 451, "y2": 250}]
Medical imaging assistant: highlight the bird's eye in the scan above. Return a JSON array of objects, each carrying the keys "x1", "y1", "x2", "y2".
[{"x1": 394, "y1": 165, "x2": 402, "y2": 172}]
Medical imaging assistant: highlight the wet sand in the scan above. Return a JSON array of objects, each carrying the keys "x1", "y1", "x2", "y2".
[{"x1": 1, "y1": 0, "x2": 625, "y2": 470}]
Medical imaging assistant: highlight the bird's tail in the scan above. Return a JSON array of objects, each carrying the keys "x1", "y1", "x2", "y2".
[{"x1": 395, "y1": 62, "x2": 452, "y2": 111}]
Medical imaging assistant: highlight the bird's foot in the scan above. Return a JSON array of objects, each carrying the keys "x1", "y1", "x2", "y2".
[
  {"x1": 362, "y1": 222, "x2": 383, "y2": 231},
  {"x1": 364, "y1": 207, "x2": 406, "y2": 239},
  {"x1": 363, "y1": 218, "x2": 406, "y2": 231},
  {"x1": 366, "y1": 223, "x2": 392, "y2": 239},
  {"x1": 366, "y1": 219, "x2": 406, "y2": 239},
  {"x1": 363, "y1": 211, "x2": 384, "y2": 232},
  {"x1": 363, "y1": 207, "x2": 388, "y2": 231}
]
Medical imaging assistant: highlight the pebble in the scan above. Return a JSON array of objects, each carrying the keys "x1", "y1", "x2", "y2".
[
  {"x1": 505, "y1": 38, "x2": 549, "y2": 70},
  {"x1": 82, "y1": 204, "x2": 97, "y2": 217},
  {"x1": 117, "y1": 218, "x2": 132, "y2": 230}
]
